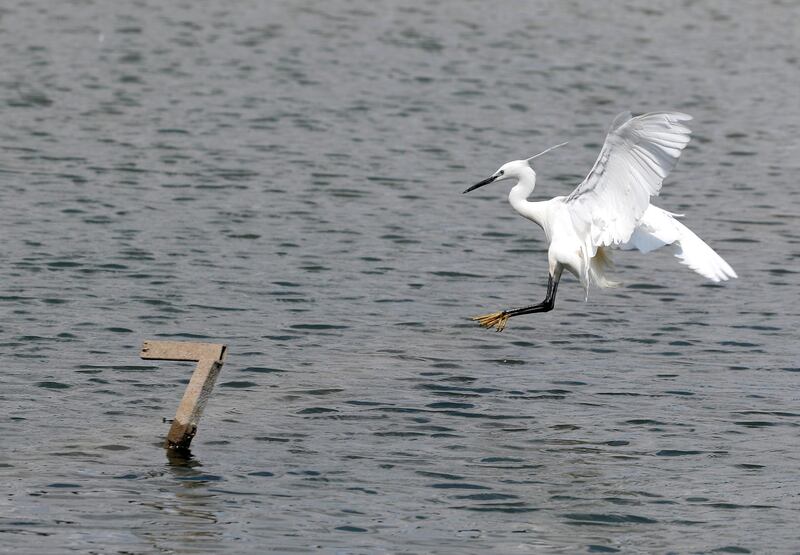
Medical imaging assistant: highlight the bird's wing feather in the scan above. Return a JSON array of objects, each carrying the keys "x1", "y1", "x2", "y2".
[
  {"x1": 566, "y1": 111, "x2": 693, "y2": 250},
  {"x1": 621, "y1": 205, "x2": 737, "y2": 282}
]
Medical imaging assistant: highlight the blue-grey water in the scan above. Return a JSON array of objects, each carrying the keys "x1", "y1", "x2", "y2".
[{"x1": 1, "y1": 1, "x2": 799, "y2": 553}]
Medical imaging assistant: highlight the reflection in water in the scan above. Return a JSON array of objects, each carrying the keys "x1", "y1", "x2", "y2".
[
  {"x1": 165, "y1": 446, "x2": 200, "y2": 471},
  {"x1": 134, "y1": 449, "x2": 222, "y2": 551}
]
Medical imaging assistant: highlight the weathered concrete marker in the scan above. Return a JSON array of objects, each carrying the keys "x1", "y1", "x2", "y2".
[{"x1": 140, "y1": 340, "x2": 227, "y2": 450}]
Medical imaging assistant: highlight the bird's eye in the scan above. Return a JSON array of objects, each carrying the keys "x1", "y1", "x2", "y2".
[{"x1": 498, "y1": 170, "x2": 504, "y2": 175}]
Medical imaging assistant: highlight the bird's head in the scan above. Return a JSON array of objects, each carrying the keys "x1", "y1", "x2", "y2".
[
  {"x1": 463, "y1": 160, "x2": 531, "y2": 193},
  {"x1": 463, "y1": 141, "x2": 568, "y2": 194}
]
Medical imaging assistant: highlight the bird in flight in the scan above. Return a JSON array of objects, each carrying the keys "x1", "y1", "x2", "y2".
[{"x1": 463, "y1": 111, "x2": 736, "y2": 332}]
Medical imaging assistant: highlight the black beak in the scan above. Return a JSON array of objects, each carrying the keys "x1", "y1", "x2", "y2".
[{"x1": 463, "y1": 174, "x2": 499, "y2": 194}]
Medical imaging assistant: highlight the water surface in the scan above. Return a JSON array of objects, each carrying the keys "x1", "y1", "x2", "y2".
[{"x1": 1, "y1": 1, "x2": 799, "y2": 553}]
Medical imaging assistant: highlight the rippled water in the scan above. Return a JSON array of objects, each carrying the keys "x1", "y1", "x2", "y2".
[{"x1": 1, "y1": 1, "x2": 799, "y2": 553}]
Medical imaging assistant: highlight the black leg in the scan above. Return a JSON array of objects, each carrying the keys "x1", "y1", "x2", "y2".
[
  {"x1": 507, "y1": 274, "x2": 560, "y2": 317},
  {"x1": 472, "y1": 272, "x2": 561, "y2": 331}
]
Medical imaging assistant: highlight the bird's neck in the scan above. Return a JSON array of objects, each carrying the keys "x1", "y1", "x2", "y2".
[{"x1": 508, "y1": 169, "x2": 547, "y2": 228}]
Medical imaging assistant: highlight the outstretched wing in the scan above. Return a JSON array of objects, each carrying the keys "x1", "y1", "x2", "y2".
[
  {"x1": 566, "y1": 111, "x2": 693, "y2": 250},
  {"x1": 622, "y1": 205, "x2": 737, "y2": 282}
]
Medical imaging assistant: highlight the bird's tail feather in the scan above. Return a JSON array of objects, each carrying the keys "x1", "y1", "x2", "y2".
[{"x1": 590, "y1": 247, "x2": 621, "y2": 288}]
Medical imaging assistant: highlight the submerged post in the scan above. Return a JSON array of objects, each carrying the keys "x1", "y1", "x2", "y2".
[{"x1": 140, "y1": 340, "x2": 228, "y2": 450}]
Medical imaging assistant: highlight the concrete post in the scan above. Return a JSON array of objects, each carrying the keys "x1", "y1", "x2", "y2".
[{"x1": 140, "y1": 340, "x2": 227, "y2": 450}]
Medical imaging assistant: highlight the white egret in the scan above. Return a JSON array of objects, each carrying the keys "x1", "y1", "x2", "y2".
[{"x1": 463, "y1": 111, "x2": 737, "y2": 332}]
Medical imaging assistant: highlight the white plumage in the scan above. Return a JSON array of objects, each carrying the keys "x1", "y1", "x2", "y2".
[
  {"x1": 622, "y1": 204, "x2": 737, "y2": 283},
  {"x1": 567, "y1": 111, "x2": 692, "y2": 249},
  {"x1": 463, "y1": 111, "x2": 736, "y2": 332}
]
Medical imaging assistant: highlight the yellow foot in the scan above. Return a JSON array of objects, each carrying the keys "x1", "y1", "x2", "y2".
[{"x1": 472, "y1": 311, "x2": 510, "y2": 332}]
